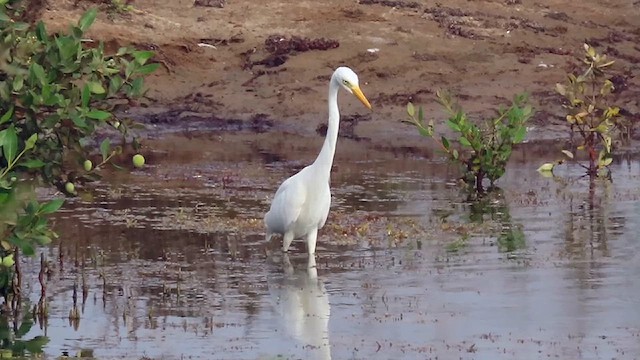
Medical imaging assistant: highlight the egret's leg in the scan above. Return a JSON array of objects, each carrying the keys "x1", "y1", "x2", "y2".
[
  {"x1": 306, "y1": 228, "x2": 318, "y2": 255},
  {"x1": 307, "y1": 253, "x2": 318, "y2": 279},
  {"x1": 265, "y1": 232, "x2": 273, "y2": 242},
  {"x1": 283, "y1": 232, "x2": 294, "y2": 252}
]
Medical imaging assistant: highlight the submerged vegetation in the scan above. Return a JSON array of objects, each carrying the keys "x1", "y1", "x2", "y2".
[
  {"x1": 1, "y1": 0, "x2": 156, "y2": 322},
  {"x1": 406, "y1": 91, "x2": 533, "y2": 193}
]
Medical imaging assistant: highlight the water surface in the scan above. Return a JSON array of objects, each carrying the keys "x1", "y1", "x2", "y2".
[{"x1": 14, "y1": 133, "x2": 640, "y2": 359}]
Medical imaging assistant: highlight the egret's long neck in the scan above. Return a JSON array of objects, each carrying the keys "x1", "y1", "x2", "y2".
[{"x1": 313, "y1": 79, "x2": 340, "y2": 174}]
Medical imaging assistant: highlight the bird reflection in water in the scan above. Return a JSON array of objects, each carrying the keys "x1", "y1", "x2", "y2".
[{"x1": 269, "y1": 254, "x2": 332, "y2": 360}]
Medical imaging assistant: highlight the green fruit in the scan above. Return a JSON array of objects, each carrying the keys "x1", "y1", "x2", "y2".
[
  {"x1": 2, "y1": 254, "x2": 14, "y2": 267},
  {"x1": 65, "y1": 182, "x2": 75, "y2": 194},
  {"x1": 83, "y1": 159, "x2": 93, "y2": 171},
  {"x1": 113, "y1": 120, "x2": 120, "y2": 129},
  {"x1": 132, "y1": 154, "x2": 145, "y2": 168}
]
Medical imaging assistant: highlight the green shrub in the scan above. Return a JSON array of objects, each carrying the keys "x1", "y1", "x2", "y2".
[
  {"x1": 1, "y1": 2, "x2": 157, "y2": 300},
  {"x1": 406, "y1": 91, "x2": 533, "y2": 192}
]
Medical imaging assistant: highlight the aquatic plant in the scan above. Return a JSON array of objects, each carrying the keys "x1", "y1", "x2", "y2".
[
  {"x1": 406, "y1": 91, "x2": 533, "y2": 193},
  {"x1": 0, "y1": 1, "x2": 157, "y2": 302},
  {"x1": 539, "y1": 44, "x2": 624, "y2": 178}
]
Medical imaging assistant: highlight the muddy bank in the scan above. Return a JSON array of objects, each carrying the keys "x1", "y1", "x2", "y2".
[{"x1": 38, "y1": 0, "x2": 640, "y2": 145}]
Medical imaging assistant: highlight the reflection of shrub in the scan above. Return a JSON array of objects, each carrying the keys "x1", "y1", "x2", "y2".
[
  {"x1": 406, "y1": 91, "x2": 532, "y2": 192},
  {"x1": 469, "y1": 191, "x2": 526, "y2": 253},
  {"x1": 1, "y1": 2, "x2": 157, "y2": 301},
  {"x1": 0, "y1": 305, "x2": 49, "y2": 357},
  {"x1": 438, "y1": 190, "x2": 526, "y2": 254},
  {"x1": 539, "y1": 44, "x2": 624, "y2": 178}
]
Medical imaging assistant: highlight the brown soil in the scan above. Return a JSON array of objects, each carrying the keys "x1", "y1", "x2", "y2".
[{"x1": 40, "y1": 0, "x2": 640, "y2": 145}]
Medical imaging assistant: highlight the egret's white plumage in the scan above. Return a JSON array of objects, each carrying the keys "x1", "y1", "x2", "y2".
[{"x1": 264, "y1": 67, "x2": 372, "y2": 254}]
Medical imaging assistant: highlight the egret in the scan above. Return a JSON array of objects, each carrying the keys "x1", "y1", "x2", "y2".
[{"x1": 264, "y1": 67, "x2": 372, "y2": 254}]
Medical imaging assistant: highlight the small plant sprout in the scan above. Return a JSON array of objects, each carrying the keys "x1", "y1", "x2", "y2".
[
  {"x1": 548, "y1": 43, "x2": 624, "y2": 178},
  {"x1": 406, "y1": 91, "x2": 533, "y2": 193}
]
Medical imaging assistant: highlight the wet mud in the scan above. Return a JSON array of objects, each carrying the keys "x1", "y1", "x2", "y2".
[{"x1": 40, "y1": 0, "x2": 640, "y2": 144}]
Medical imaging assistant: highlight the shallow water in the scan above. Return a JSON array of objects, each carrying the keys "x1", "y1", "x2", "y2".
[{"x1": 12, "y1": 132, "x2": 640, "y2": 359}]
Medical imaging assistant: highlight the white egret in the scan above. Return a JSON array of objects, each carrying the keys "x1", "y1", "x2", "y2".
[{"x1": 264, "y1": 67, "x2": 372, "y2": 254}]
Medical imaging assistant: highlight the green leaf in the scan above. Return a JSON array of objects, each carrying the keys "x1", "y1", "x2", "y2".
[
  {"x1": 1, "y1": 126, "x2": 18, "y2": 165},
  {"x1": 82, "y1": 84, "x2": 91, "y2": 107},
  {"x1": 21, "y1": 243, "x2": 35, "y2": 256},
  {"x1": 36, "y1": 21, "x2": 48, "y2": 41},
  {"x1": 30, "y1": 63, "x2": 47, "y2": 86},
  {"x1": 86, "y1": 110, "x2": 111, "y2": 120},
  {"x1": 459, "y1": 136, "x2": 471, "y2": 147},
  {"x1": 100, "y1": 138, "x2": 111, "y2": 161},
  {"x1": 0, "y1": 106, "x2": 13, "y2": 125},
  {"x1": 137, "y1": 63, "x2": 159, "y2": 75},
  {"x1": 31, "y1": 235, "x2": 51, "y2": 245},
  {"x1": 446, "y1": 120, "x2": 461, "y2": 132},
  {"x1": 13, "y1": 76, "x2": 24, "y2": 91},
  {"x1": 0, "y1": 11, "x2": 9, "y2": 22},
  {"x1": 87, "y1": 81, "x2": 106, "y2": 94},
  {"x1": 125, "y1": 60, "x2": 136, "y2": 78},
  {"x1": 71, "y1": 26, "x2": 84, "y2": 40},
  {"x1": 72, "y1": 115, "x2": 87, "y2": 128},
  {"x1": 12, "y1": 22, "x2": 29, "y2": 31},
  {"x1": 19, "y1": 159, "x2": 46, "y2": 168},
  {"x1": 109, "y1": 75, "x2": 123, "y2": 94},
  {"x1": 441, "y1": 136, "x2": 450, "y2": 150},
  {"x1": 513, "y1": 126, "x2": 527, "y2": 143},
  {"x1": 133, "y1": 50, "x2": 155, "y2": 65},
  {"x1": 130, "y1": 77, "x2": 144, "y2": 96},
  {"x1": 39, "y1": 199, "x2": 65, "y2": 214},
  {"x1": 24, "y1": 133, "x2": 38, "y2": 150},
  {"x1": 407, "y1": 102, "x2": 415, "y2": 117},
  {"x1": 78, "y1": 8, "x2": 98, "y2": 32},
  {"x1": 24, "y1": 335, "x2": 50, "y2": 354},
  {"x1": 56, "y1": 37, "x2": 77, "y2": 60}
]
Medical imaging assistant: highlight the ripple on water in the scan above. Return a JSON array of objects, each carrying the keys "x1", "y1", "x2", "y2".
[{"x1": 12, "y1": 148, "x2": 640, "y2": 359}]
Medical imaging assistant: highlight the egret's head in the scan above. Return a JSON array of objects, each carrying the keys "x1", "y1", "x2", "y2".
[{"x1": 334, "y1": 66, "x2": 372, "y2": 109}]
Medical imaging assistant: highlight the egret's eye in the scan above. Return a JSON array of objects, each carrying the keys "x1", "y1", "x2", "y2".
[{"x1": 342, "y1": 80, "x2": 350, "y2": 86}]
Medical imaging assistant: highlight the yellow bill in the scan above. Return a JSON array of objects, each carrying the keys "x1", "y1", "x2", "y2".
[{"x1": 352, "y1": 85, "x2": 372, "y2": 110}]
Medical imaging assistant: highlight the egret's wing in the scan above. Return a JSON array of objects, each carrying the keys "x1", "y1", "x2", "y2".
[
  {"x1": 318, "y1": 191, "x2": 331, "y2": 229},
  {"x1": 268, "y1": 175, "x2": 307, "y2": 231}
]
